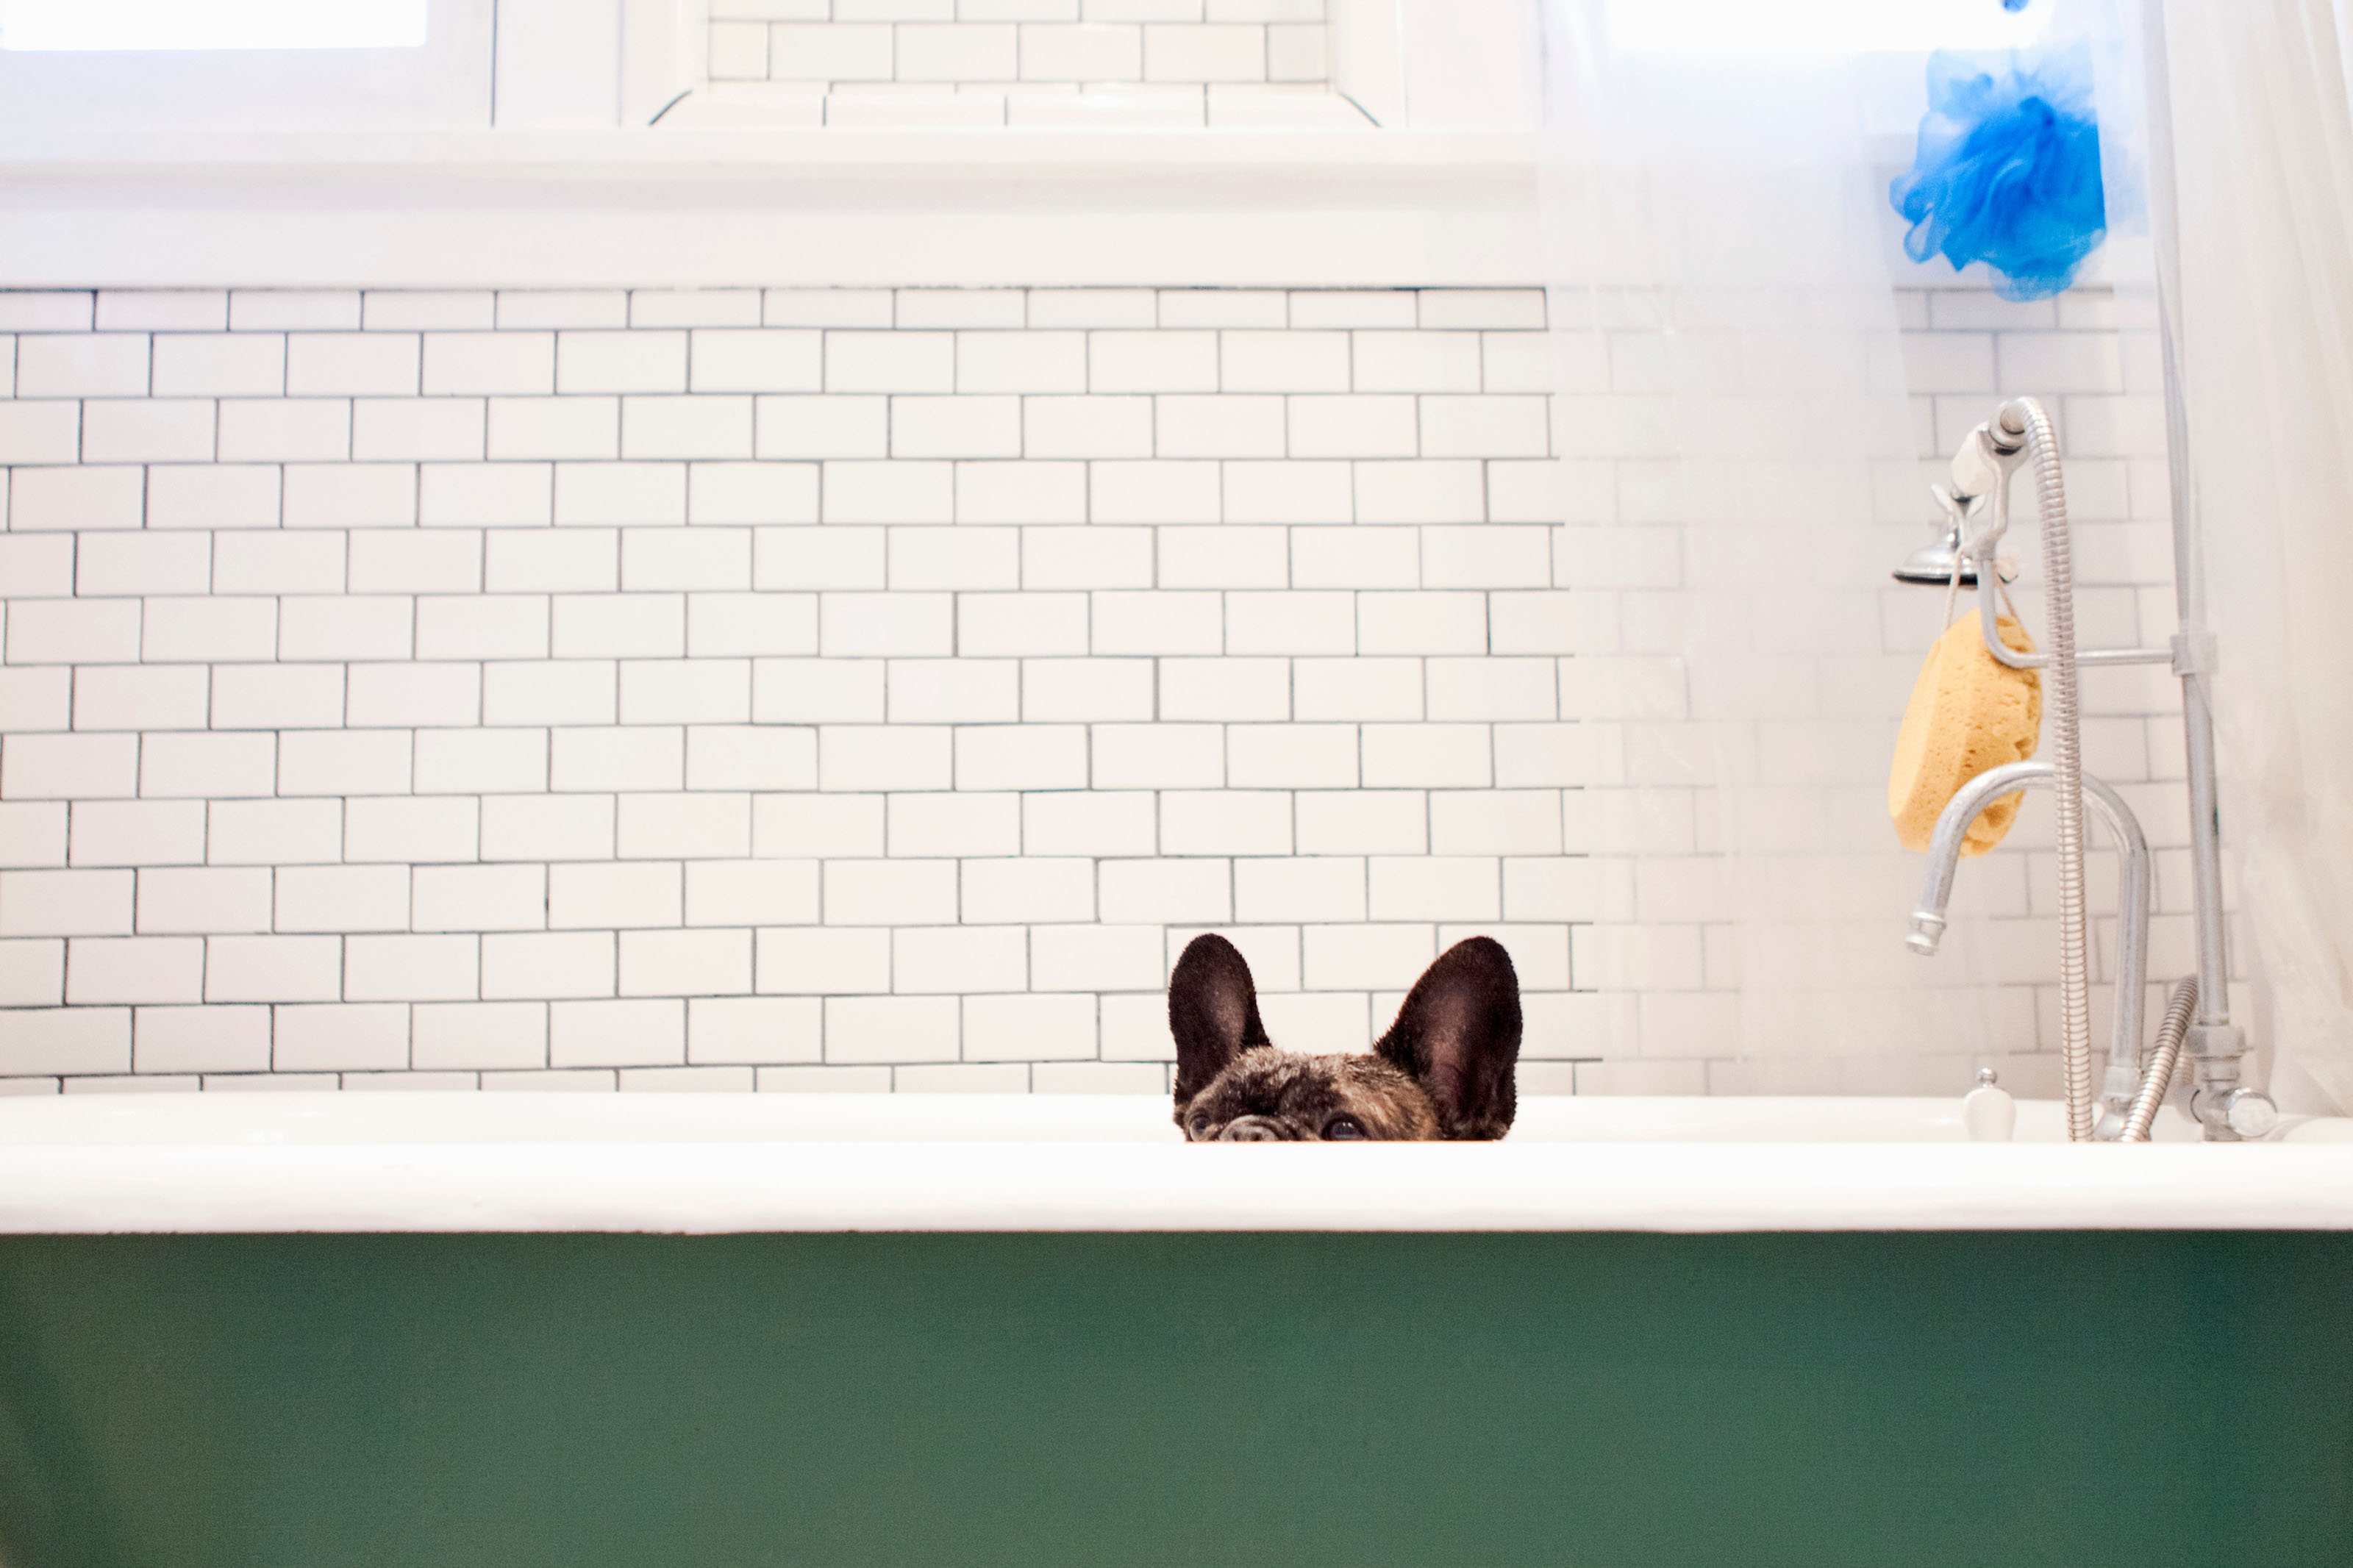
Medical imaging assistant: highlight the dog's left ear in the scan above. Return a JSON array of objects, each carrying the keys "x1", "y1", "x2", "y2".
[
  {"x1": 1374, "y1": 937, "x2": 1521, "y2": 1139},
  {"x1": 1168, "y1": 933, "x2": 1270, "y2": 1114}
]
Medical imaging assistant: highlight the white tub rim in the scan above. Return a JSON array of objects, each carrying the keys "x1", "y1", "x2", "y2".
[{"x1": 1, "y1": 1091, "x2": 2349, "y2": 1236}]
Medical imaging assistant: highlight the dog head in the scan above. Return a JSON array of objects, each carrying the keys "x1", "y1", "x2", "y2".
[{"x1": 1168, "y1": 933, "x2": 1521, "y2": 1142}]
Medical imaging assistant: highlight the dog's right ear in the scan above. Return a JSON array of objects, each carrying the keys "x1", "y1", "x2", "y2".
[
  {"x1": 1168, "y1": 934, "x2": 1268, "y2": 1111},
  {"x1": 1374, "y1": 936, "x2": 1521, "y2": 1139}
]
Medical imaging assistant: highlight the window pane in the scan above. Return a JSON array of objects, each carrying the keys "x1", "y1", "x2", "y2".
[{"x1": 0, "y1": 0, "x2": 427, "y2": 51}]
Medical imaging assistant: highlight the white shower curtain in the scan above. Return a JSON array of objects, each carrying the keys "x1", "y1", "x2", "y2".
[
  {"x1": 2162, "y1": 0, "x2": 2353, "y2": 1114},
  {"x1": 1535, "y1": 4, "x2": 2024, "y2": 1089}
]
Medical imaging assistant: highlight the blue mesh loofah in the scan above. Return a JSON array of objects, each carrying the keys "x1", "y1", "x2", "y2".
[
  {"x1": 1890, "y1": 49, "x2": 2106, "y2": 301},
  {"x1": 2001, "y1": 0, "x2": 2032, "y2": 11}
]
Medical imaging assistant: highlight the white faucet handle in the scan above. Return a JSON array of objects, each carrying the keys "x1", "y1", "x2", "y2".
[{"x1": 1963, "y1": 1068, "x2": 2016, "y2": 1143}]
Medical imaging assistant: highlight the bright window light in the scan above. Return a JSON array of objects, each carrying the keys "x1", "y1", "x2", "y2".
[
  {"x1": 0, "y1": 0, "x2": 427, "y2": 51},
  {"x1": 1607, "y1": 0, "x2": 2053, "y2": 54}
]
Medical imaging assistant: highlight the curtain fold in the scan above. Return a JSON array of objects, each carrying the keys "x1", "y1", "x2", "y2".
[
  {"x1": 1534, "y1": 0, "x2": 2353, "y2": 1103},
  {"x1": 1535, "y1": 5, "x2": 2021, "y2": 1090},
  {"x1": 2163, "y1": 0, "x2": 2353, "y2": 1113}
]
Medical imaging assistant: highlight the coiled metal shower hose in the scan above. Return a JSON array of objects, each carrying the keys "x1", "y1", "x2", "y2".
[
  {"x1": 2119, "y1": 978, "x2": 2198, "y2": 1142},
  {"x1": 2007, "y1": 399, "x2": 2096, "y2": 1142}
]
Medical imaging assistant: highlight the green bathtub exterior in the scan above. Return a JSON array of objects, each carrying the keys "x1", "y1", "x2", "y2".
[{"x1": 0, "y1": 1231, "x2": 2346, "y2": 1568}]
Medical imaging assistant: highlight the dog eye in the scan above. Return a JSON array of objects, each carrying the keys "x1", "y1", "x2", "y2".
[
  {"x1": 1188, "y1": 1112, "x2": 1210, "y2": 1138},
  {"x1": 1322, "y1": 1117, "x2": 1366, "y2": 1141}
]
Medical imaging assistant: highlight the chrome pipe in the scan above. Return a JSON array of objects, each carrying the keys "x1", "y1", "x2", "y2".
[
  {"x1": 1907, "y1": 759, "x2": 2148, "y2": 1117},
  {"x1": 2140, "y1": 0, "x2": 2248, "y2": 1139}
]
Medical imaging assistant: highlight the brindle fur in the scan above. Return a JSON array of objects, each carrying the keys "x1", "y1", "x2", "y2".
[{"x1": 1168, "y1": 933, "x2": 1522, "y2": 1142}]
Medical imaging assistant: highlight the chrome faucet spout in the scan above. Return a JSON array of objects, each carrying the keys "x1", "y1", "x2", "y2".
[{"x1": 1908, "y1": 761, "x2": 2151, "y2": 1122}]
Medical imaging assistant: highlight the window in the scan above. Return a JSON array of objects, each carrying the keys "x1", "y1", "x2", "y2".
[
  {"x1": 0, "y1": 0, "x2": 485, "y2": 130},
  {"x1": 0, "y1": 0, "x2": 426, "y2": 52}
]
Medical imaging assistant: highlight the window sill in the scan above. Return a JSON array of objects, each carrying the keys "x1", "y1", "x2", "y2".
[
  {"x1": 0, "y1": 128, "x2": 1544, "y2": 290},
  {"x1": 0, "y1": 125, "x2": 1538, "y2": 178}
]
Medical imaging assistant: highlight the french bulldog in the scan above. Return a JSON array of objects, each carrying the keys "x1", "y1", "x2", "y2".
[{"x1": 1168, "y1": 932, "x2": 1522, "y2": 1141}]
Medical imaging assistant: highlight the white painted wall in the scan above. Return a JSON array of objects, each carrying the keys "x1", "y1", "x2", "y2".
[
  {"x1": 496, "y1": 0, "x2": 709, "y2": 126},
  {"x1": 496, "y1": 0, "x2": 623, "y2": 127},
  {"x1": 1332, "y1": 0, "x2": 1538, "y2": 129}
]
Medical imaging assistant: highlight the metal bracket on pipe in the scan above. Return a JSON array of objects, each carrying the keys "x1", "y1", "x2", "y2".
[
  {"x1": 2171, "y1": 631, "x2": 2217, "y2": 677},
  {"x1": 2185, "y1": 1021, "x2": 2245, "y2": 1062}
]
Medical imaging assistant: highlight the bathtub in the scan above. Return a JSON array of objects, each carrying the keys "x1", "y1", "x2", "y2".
[{"x1": 1, "y1": 1092, "x2": 2349, "y2": 1568}]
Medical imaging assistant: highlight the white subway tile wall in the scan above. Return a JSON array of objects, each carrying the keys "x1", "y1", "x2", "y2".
[
  {"x1": 701, "y1": 0, "x2": 1346, "y2": 129},
  {"x1": 0, "y1": 284, "x2": 2185, "y2": 1098}
]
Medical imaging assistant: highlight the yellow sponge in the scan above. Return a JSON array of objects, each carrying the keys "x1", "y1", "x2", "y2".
[{"x1": 1889, "y1": 614, "x2": 2042, "y2": 857}]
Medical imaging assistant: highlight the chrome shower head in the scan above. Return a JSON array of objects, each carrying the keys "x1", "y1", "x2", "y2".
[
  {"x1": 1893, "y1": 520, "x2": 1980, "y2": 586},
  {"x1": 1896, "y1": 411, "x2": 2035, "y2": 586}
]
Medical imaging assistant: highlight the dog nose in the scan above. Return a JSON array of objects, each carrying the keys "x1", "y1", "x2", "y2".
[{"x1": 1218, "y1": 1117, "x2": 1282, "y2": 1142}]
